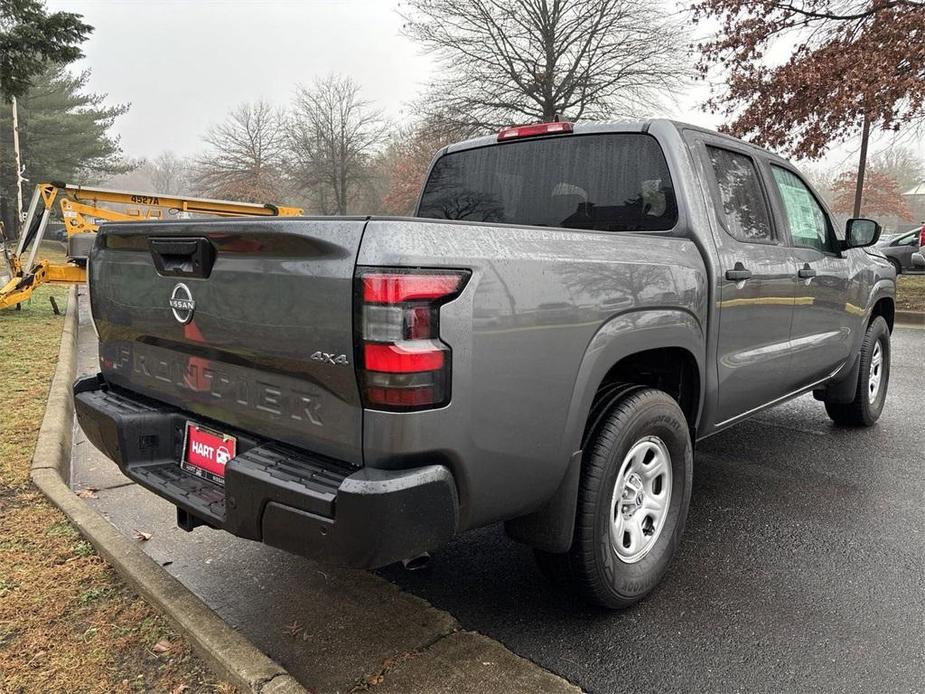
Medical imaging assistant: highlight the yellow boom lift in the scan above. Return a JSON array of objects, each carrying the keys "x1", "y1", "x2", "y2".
[{"x1": 1, "y1": 182, "x2": 302, "y2": 309}]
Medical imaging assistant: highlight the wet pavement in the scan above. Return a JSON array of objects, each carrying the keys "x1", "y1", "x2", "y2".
[{"x1": 72, "y1": 288, "x2": 925, "y2": 693}]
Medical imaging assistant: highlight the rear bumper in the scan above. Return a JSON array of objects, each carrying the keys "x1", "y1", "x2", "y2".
[{"x1": 73, "y1": 374, "x2": 458, "y2": 569}]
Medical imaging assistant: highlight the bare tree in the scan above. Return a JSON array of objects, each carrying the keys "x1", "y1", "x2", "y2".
[
  {"x1": 872, "y1": 147, "x2": 925, "y2": 194},
  {"x1": 803, "y1": 167, "x2": 837, "y2": 207},
  {"x1": 288, "y1": 74, "x2": 386, "y2": 215},
  {"x1": 401, "y1": 0, "x2": 690, "y2": 130},
  {"x1": 148, "y1": 151, "x2": 192, "y2": 196},
  {"x1": 194, "y1": 100, "x2": 288, "y2": 202}
]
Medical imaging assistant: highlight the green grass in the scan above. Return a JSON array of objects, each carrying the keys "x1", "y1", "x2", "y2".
[
  {"x1": 897, "y1": 275, "x2": 925, "y2": 313},
  {"x1": 78, "y1": 586, "x2": 116, "y2": 605}
]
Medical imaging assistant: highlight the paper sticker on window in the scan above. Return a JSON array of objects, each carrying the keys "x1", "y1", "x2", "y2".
[{"x1": 772, "y1": 167, "x2": 827, "y2": 251}]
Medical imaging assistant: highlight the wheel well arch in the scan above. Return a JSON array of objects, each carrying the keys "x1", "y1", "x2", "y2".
[
  {"x1": 870, "y1": 296, "x2": 894, "y2": 332},
  {"x1": 583, "y1": 347, "x2": 701, "y2": 445},
  {"x1": 505, "y1": 343, "x2": 702, "y2": 554},
  {"x1": 505, "y1": 311, "x2": 705, "y2": 554}
]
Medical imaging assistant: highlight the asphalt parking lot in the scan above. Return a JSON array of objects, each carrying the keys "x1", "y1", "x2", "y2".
[
  {"x1": 71, "y1": 289, "x2": 924, "y2": 693},
  {"x1": 383, "y1": 324, "x2": 925, "y2": 693}
]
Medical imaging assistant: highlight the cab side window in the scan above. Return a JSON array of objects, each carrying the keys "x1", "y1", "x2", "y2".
[
  {"x1": 771, "y1": 166, "x2": 832, "y2": 252},
  {"x1": 707, "y1": 146, "x2": 773, "y2": 243}
]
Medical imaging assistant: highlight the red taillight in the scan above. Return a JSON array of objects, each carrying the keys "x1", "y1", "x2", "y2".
[
  {"x1": 363, "y1": 273, "x2": 463, "y2": 303},
  {"x1": 497, "y1": 121, "x2": 573, "y2": 141},
  {"x1": 364, "y1": 343, "x2": 446, "y2": 373},
  {"x1": 356, "y1": 268, "x2": 469, "y2": 410}
]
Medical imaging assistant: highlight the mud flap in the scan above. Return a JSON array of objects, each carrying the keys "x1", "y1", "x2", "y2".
[
  {"x1": 504, "y1": 449, "x2": 582, "y2": 554},
  {"x1": 813, "y1": 353, "x2": 861, "y2": 404}
]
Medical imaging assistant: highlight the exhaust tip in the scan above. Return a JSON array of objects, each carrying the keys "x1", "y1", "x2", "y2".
[{"x1": 401, "y1": 552, "x2": 431, "y2": 571}]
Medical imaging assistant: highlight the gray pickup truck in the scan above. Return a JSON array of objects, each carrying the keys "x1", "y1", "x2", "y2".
[{"x1": 74, "y1": 120, "x2": 895, "y2": 608}]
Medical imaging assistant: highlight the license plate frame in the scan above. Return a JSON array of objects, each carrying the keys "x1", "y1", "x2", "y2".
[{"x1": 180, "y1": 421, "x2": 236, "y2": 486}]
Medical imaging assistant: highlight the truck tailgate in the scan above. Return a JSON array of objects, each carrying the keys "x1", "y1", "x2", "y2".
[{"x1": 88, "y1": 218, "x2": 366, "y2": 465}]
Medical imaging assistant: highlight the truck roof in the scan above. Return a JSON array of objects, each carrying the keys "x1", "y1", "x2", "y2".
[{"x1": 444, "y1": 118, "x2": 788, "y2": 165}]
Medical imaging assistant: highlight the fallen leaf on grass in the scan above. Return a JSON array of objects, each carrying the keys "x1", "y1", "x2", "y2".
[
  {"x1": 132, "y1": 530, "x2": 152, "y2": 542},
  {"x1": 366, "y1": 674, "x2": 384, "y2": 686},
  {"x1": 170, "y1": 685, "x2": 189, "y2": 694},
  {"x1": 76, "y1": 487, "x2": 99, "y2": 499},
  {"x1": 152, "y1": 639, "x2": 173, "y2": 654}
]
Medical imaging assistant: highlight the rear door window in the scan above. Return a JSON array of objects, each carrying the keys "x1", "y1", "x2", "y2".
[
  {"x1": 706, "y1": 146, "x2": 774, "y2": 243},
  {"x1": 417, "y1": 133, "x2": 677, "y2": 232}
]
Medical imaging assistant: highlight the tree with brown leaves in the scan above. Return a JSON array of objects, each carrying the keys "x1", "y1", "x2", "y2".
[
  {"x1": 692, "y1": 0, "x2": 925, "y2": 159},
  {"x1": 831, "y1": 167, "x2": 915, "y2": 220},
  {"x1": 381, "y1": 139, "x2": 431, "y2": 216},
  {"x1": 381, "y1": 119, "x2": 467, "y2": 215}
]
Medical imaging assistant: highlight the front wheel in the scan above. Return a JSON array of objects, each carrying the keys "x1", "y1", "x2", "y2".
[
  {"x1": 535, "y1": 388, "x2": 692, "y2": 609},
  {"x1": 825, "y1": 316, "x2": 890, "y2": 426}
]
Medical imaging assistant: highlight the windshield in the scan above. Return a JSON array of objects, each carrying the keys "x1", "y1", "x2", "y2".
[{"x1": 417, "y1": 133, "x2": 677, "y2": 232}]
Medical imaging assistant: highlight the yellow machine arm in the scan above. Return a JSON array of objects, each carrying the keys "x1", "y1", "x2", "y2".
[{"x1": 1, "y1": 183, "x2": 302, "y2": 310}]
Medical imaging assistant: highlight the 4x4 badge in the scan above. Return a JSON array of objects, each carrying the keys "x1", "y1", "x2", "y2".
[
  {"x1": 169, "y1": 283, "x2": 195, "y2": 324},
  {"x1": 311, "y1": 351, "x2": 349, "y2": 366}
]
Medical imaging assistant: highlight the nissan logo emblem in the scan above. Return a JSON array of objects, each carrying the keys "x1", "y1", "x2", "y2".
[{"x1": 169, "y1": 283, "x2": 195, "y2": 324}]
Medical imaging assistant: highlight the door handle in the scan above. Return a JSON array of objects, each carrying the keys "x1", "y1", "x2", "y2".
[
  {"x1": 797, "y1": 264, "x2": 817, "y2": 279},
  {"x1": 725, "y1": 262, "x2": 752, "y2": 281}
]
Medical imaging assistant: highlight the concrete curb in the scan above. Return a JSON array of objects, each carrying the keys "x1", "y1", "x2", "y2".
[
  {"x1": 896, "y1": 310, "x2": 925, "y2": 326},
  {"x1": 30, "y1": 286, "x2": 308, "y2": 694}
]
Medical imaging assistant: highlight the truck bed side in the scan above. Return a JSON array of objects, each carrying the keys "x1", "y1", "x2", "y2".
[{"x1": 358, "y1": 218, "x2": 708, "y2": 529}]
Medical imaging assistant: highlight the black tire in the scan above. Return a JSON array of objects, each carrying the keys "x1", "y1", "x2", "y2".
[
  {"x1": 889, "y1": 258, "x2": 902, "y2": 276},
  {"x1": 824, "y1": 316, "x2": 890, "y2": 427},
  {"x1": 534, "y1": 388, "x2": 692, "y2": 609}
]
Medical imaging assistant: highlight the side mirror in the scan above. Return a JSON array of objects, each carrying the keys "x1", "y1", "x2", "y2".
[{"x1": 843, "y1": 218, "x2": 881, "y2": 249}]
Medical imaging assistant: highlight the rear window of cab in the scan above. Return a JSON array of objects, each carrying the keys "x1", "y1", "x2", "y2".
[{"x1": 417, "y1": 133, "x2": 677, "y2": 232}]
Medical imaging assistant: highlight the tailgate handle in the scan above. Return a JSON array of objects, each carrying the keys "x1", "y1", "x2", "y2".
[{"x1": 149, "y1": 237, "x2": 215, "y2": 278}]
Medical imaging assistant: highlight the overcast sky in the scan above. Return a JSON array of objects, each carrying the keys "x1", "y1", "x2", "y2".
[
  {"x1": 46, "y1": 0, "x2": 440, "y2": 158},
  {"x1": 46, "y1": 0, "x2": 922, "y2": 172}
]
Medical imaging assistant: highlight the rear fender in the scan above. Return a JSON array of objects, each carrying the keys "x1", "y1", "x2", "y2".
[{"x1": 505, "y1": 309, "x2": 705, "y2": 552}]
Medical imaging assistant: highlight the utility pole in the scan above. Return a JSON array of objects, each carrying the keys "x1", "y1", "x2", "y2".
[
  {"x1": 852, "y1": 114, "x2": 870, "y2": 218},
  {"x1": 11, "y1": 96, "x2": 26, "y2": 224}
]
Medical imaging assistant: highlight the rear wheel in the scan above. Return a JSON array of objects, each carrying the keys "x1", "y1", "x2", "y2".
[
  {"x1": 535, "y1": 388, "x2": 692, "y2": 609},
  {"x1": 825, "y1": 316, "x2": 890, "y2": 426}
]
